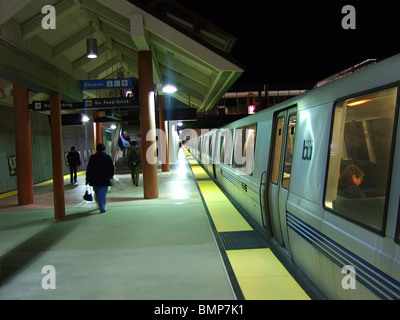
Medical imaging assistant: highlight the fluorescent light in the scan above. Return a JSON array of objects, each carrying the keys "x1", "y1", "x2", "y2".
[
  {"x1": 162, "y1": 84, "x2": 178, "y2": 94},
  {"x1": 347, "y1": 99, "x2": 372, "y2": 107},
  {"x1": 110, "y1": 124, "x2": 117, "y2": 130}
]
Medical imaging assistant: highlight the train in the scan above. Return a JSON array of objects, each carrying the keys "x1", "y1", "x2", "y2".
[{"x1": 184, "y1": 53, "x2": 400, "y2": 299}]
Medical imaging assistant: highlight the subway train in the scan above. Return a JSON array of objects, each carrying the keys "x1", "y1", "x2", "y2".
[{"x1": 185, "y1": 53, "x2": 400, "y2": 299}]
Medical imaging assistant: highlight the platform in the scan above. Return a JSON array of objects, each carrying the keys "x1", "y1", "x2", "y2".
[{"x1": 0, "y1": 148, "x2": 310, "y2": 300}]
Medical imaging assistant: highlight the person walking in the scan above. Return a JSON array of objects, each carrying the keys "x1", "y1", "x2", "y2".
[
  {"x1": 127, "y1": 141, "x2": 142, "y2": 186},
  {"x1": 118, "y1": 130, "x2": 131, "y2": 163},
  {"x1": 86, "y1": 143, "x2": 115, "y2": 213},
  {"x1": 67, "y1": 146, "x2": 81, "y2": 184}
]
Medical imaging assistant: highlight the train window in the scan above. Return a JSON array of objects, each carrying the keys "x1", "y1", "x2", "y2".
[
  {"x1": 220, "y1": 129, "x2": 233, "y2": 165},
  {"x1": 243, "y1": 124, "x2": 257, "y2": 174},
  {"x1": 324, "y1": 87, "x2": 398, "y2": 233},
  {"x1": 233, "y1": 128, "x2": 244, "y2": 168},
  {"x1": 232, "y1": 124, "x2": 257, "y2": 174},
  {"x1": 220, "y1": 134, "x2": 225, "y2": 163},
  {"x1": 282, "y1": 115, "x2": 297, "y2": 189},
  {"x1": 271, "y1": 117, "x2": 285, "y2": 184}
]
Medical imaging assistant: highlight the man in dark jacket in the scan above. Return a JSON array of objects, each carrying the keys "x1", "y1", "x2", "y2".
[
  {"x1": 67, "y1": 146, "x2": 81, "y2": 183},
  {"x1": 86, "y1": 143, "x2": 115, "y2": 213}
]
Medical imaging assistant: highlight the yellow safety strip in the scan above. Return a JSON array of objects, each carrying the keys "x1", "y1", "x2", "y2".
[
  {"x1": 0, "y1": 171, "x2": 86, "y2": 199},
  {"x1": 186, "y1": 148, "x2": 310, "y2": 300}
]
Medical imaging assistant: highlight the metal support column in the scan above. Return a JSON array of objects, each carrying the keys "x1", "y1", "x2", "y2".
[
  {"x1": 138, "y1": 50, "x2": 158, "y2": 199},
  {"x1": 13, "y1": 84, "x2": 34, "y2": 205},
  {"x1": 50, "y1": 93, "x2": 65, "y2": 220}
]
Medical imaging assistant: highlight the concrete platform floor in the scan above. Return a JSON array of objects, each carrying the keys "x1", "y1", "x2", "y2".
[{"x1": 0, "y1": 149, "x2": 236, "y2": 300}]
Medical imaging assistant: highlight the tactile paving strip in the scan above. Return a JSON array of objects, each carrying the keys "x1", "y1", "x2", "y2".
[{"x1": 219, "y1": 231, "x2": 268, "y2": 250}]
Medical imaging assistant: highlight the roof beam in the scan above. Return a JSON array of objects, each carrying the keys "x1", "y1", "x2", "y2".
[
  {"x1": 53, "y1": 26, "x2": 92, "y2": 58},
  {"x1": 81, "y1": 0, "x2": 129, "y2": 30},
  {"x1": 21, "y1": 0, "x2": 77, "y2": 40},
  {"x1": 130, "y1": 14, "x2": 149, "y2": 51},
  {"x1": 0, "y1": 36, "x2": 82, "y2": 101},
  {"x1": 0, "y1": 0, "x2": 31, "y2": 25},
  {"x1": 155, "y1": 49, "x2": 210, "y2": 87},
  {"x1": 88, "y1": 57, "x2": 120, "y2": 79},
  {"x1": 101, "y1": 22, "x2": 136, "y2": 49},
  {"x1": 158, "y1": 64, "x2": 208, "y2": 97}
]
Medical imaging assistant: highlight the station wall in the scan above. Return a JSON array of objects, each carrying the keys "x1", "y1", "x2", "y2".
[{"x1": 0, "y1": 104, "x2": 94, "y2": 194}]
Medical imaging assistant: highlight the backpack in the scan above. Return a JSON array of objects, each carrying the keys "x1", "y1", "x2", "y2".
[{"x1": 129, "y1": 149, "x2": 140, "y2": 166}]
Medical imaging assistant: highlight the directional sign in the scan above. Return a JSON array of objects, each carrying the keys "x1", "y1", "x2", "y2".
[
  {"x1": 30, "y1": 101, "x2": 83, "y2": 111},
  {"x1": 31, "y1": 97, "x2": 138, "y2": 111},
  {"x1": 83, "y1": 97, "x2": 138, "y2": 109},
  {"x1": 82, "y1": 78, "x2": 133, "y2": 90}
]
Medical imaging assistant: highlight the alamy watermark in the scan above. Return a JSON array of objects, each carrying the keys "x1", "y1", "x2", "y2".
[
  {"x1": 41, "y1": 5, "x2": 56, "y2": 30},
  {"x1": 341, "y1": 265, "x2": 356, "y2": 290},
  {"x1": 41, "y1": 5, "x2": 356, "y2": 32},
  {"x1": 342, "y1": 5, "x2": 356, "y2": 30},
  {"x1": 41, "y1": 265, "x2": 56, "y2": 290}
]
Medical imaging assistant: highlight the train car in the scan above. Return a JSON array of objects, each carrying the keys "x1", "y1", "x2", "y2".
[{"x1": 185, "y1": 53, "x2": 400, "y2": 299}]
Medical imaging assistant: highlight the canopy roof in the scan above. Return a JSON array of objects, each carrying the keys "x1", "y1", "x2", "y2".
[{"x1": 0, "y1": 0, "x2": 243, "y2": 113}]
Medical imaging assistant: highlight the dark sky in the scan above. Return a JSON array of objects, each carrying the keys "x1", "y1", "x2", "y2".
[{"x1": 140, "y1": 1, "x2": 400, "y2": 90}]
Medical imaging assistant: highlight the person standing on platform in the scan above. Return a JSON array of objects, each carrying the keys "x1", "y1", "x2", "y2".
[
  {"x1": 118, "y1": 130, "x2": 131, "y2": 163},
  {"x1": 127, "y1": 141, "x2": 141, "y2": 186},
  {"x1": 135, "y1": 134, "x2": 142, "y2": 149},
  {"x1": 67, "y1": 146, "x2": 81, "y2": 184},
  {"x1": 86, "y1": 143, "x2": 115, "y2": 213}
]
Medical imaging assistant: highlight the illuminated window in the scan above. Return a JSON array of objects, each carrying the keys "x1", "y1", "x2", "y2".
[
  {"x1": 324, "y1": 87, "x2": 397, "y2": 233},
  {"x1": 282, "y1": 115, "x2": 296, "y2": 189},
  {"x1": 271, "y1": 117, "x2": 285, "y2": 184},
  {"x1": 233, "y1": 124, "x2": 257, "y2": 175},
  {"x1": 220, "y1": 129, "x2": 233, "y2": 165}
]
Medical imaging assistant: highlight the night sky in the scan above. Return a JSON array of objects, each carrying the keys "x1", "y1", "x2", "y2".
[{"x1": 140, "y1": 0, "x2": 400, "y2": 90}]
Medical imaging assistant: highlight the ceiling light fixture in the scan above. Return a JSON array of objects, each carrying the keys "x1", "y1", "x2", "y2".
[
  {"x1": 162, "y1": 84, "x2": 178, "y2": 94},
  {"x1": 86, "y1": 22, "x2": 97, "y2": 59}
]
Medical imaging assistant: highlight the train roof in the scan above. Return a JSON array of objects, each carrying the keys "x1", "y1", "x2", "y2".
[{"x1": 220, "y1": 53, "x2": 400, "y2": 130}]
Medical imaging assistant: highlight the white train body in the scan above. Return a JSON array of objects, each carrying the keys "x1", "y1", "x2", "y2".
[{"x1": 186, "y1": 54, "x2": 400, "y2": 299}]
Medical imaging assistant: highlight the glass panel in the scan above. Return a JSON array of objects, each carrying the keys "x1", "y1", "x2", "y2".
[
  {"x1": 243, "y1": 124, "x2": 257, "y2": 175},
  {"x1": 271, "y1": 117, "x2": 285, "y2": 184},
  {"x1": 220, "y1": 130, "x2": 233, "y2": 165},
  {"x1": 282, "y1": 115, "x2": 296, "y2": 189},
  {"x1": 233, "y1": 127, "x2": 244, "y2": 168},
  {"x1": 325, "y1": 87, "x2": 397, "y2": 232}
]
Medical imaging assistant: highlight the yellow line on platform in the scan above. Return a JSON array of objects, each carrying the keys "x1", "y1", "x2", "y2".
[
  {"x1": 226, "y1": 249, "x2": 310, "y2": 300},
  {"x1": 0, "y1": 171, "x2": 86, "y2": 199},
  {"x1": 185, "y1": 149, "x2": 310, "y2": 300}
]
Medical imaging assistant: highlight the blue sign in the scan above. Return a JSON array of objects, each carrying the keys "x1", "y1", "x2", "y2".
[{"x1": 82, "y1": 78, "x2": 133, "y2": 90}]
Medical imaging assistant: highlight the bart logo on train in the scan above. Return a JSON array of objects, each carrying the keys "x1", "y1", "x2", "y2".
[{"x1": 302, "y1": 139, "x2": 313, "y2": 161}]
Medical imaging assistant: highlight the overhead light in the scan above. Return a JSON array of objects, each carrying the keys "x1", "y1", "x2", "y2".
[
  {"x1": 82, "y1": 114, "x2": 90, "y2": 122},
  {"x1": 86, "y1": 23, "x2": 97, "y2": 59},
  {"x1": 110, "y1": 124, "x2": 117, "y2": 130},
  {"x1": 162, "y1": 84, "x2": 178, "y2": 94},
  {"x1": 347, "y1": 99, "x2": 372, "y2": 107}
]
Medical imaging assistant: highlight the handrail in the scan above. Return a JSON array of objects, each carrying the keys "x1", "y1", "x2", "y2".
[
  {"x1": 259, "y1": 171, "x2": 267, "y2": 229},
  {"x1": 111, "y1": 124, "x2": 122, "y2": 164}
]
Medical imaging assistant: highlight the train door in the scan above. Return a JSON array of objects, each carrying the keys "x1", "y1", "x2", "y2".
[{"x1": 266, "y1": 107, "x2": 297, "y2": 253}]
